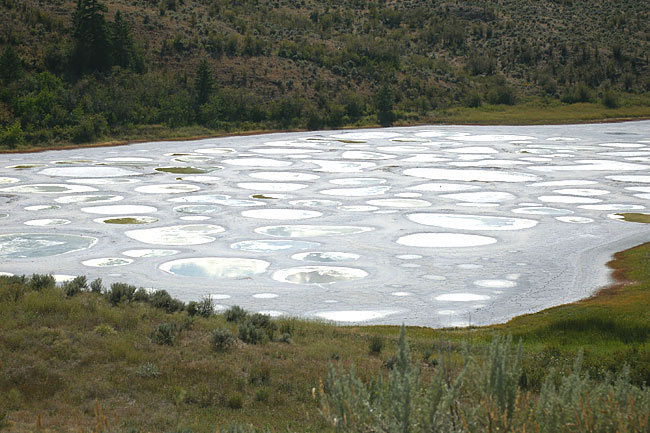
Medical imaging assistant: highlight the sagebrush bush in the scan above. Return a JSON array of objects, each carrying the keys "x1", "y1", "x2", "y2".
[
  {"x1": 29, "y1": 274, "x2": 55, "y2": 291},
  {"x1": 320, "y1": 328, "x2": 650, "y2": 433},
  {"x1": 368, "y1": 335, "x2": 384, "y2": 355},
  {"x1": 238, "y1": 320, "x2": 266, "y2": 345},
  {"x1": 151, "y1": 323, "x2": 176, "y2": 346},
  {"x1": 211, "y1": 327, "x2": 235, "y2": 352},
  {"x1": 225, "y1": 305, "x2": 248, "y2": 322},
  {"x1": 188, "y1": 296, "x2": 214, "y2": 317}
]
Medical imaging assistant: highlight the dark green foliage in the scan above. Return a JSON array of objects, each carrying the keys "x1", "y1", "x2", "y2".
[
  {"x1": 194, "y1": 59, "x2": 214, "y2": 107},
  {"x1": 368, "y1": 335, "x2": 384, "y2": 355},
  {"x1": 149, "y1": 290, "x2": 185, "y2": 313},
  {"x1": 238, "y1": 319, "x2": 267, "y2": 345},
  {"x1": 0, "y1": 45, "x2": 22, "y2": 84},
  {"x1": 226, "y1": 392, "x2": 244, "y2": 409},
  {"x1": 151, "y1": 323, "x2": 176, "y2": 345},
  {"x1": 225, "y1": 305, "x2": 248, "y2": 323},
  {"x1": 106, "y1": 282, "x2": 137, "y2": 305},
  {"x1": 561, "y1": 83, "x2": 593, "y2": 103},
  {"x1": 71, "y1": 0, "x2": 111, "y2": 74},
  {"x1": 0, "y1": 122, "x2": 24, "y2": 149},
  {"x1": 63, "y1": 276, "x2": 87, "y2": 297},
  {"x1": 602, "y1": 91, "x2": 620, "y2": 108},
  {"x1": 188, "y1": 296, "x2": 214, "y2": 318},
  {"x1": 109, "y1": 11, "x2": 135, "y2": 69},
  {"x1": 487, "y1": 82, "x2": 517, "y2": 105},
  {"x1": 210, "y1": 327, "x2": 235, "y2": 352},
  {"x1": 89, "y1": 278, "x2": 103, "y2": 293},
  {"x1": 375, "y1": 84, "x2": 395, "y2": 127},
  {"x1": 29, "y1": 274, "x2": 55, "y2": 292}
]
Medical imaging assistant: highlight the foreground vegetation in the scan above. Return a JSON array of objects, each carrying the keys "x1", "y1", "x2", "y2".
[
  {"x1": 1, "y1": 243, "x2": 649, "y2": 432},
  {"x1": 1, "y1": 0, "x2": 649, "y2": 150}
]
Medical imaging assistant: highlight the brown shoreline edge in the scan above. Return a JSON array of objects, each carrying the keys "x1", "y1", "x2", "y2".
[{"x1": 2, "y1": 116, "x2": 649, "y2": 155}]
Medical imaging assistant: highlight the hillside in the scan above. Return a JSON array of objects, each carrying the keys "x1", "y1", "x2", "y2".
[{"x1": 0, "y1": 0, "x2": 648, "y2": 149}]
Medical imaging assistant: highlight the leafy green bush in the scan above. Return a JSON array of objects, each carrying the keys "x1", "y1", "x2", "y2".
[
  {"x1": 602, "y1": 91, "x2": 619, "y2": 108},
  {"x1": 226, "y1": 392, "x2": 244, "y2": 409},
  {"x1": 561, "y1": 83, "x2": 592, "y2": 103},
  {"x1": 151, "y1": 323, "x2": 176, "y2": 346},
  {"x1": 225, "y1": 305, "x2": 248, "y2": 323},
  {"x1": 63, "y1": 275, "x2": 87, "y2": 297},
  {"x1": 211, "y1": 327, "x2": 235, "y2": 352},
  {"x1": 29, "y1": 274, "x2": 55, "y2": 291},
  {"x1": 368, "y1": 335, "x2": 384, "y2": 355},
  {"x1": 106, "y1": 282, "x2": 137, "y2": 305},
  {"x1": 89, "y1": 277, "x2": 103, "y2": 293},
  {"x1": 238, "y1": 320, "x2": 267, "y2": 345},
  {"x1": 187, "y1": 296, "x2": 214, "y2": 317},
  {"x1": 320, "y1": 329, "x2": 650, "y2": 432},
  {"x1": 149, "y1": 289, "x2": 185, "y2": 313}
]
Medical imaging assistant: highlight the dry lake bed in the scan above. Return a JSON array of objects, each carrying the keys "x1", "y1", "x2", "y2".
[{"x1": 1, "y1": 121, "x2": 649, "y2": 327}]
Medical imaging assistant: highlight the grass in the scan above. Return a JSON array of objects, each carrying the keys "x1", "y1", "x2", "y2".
[
  {"x1": 0, "y1": 242, "x2": 649, "y2": 431},
  {"x1": 617, "y1": 213, "x2": 650, "y2": 223},
  {"x1": 155, "y1": 167, "x2": 211, "y2": 174},
  {"x1": 102, "y1": 217, "x2": 155, "y2": 224}
]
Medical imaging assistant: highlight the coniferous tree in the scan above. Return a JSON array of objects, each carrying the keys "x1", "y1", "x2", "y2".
[
  {"x1": 0, "y1": 46, "x2": 22, "y2": 84},
  {"x1": 71, "y1": 0, "x2": 110, "y2": 74},
  {"x1": 110, "y1": 11, "x2": 133, "y2": 69},
  {"x1": 195, "y1": 59, "x2": 214, "y2": 107},
  {"x1": 375, "y1": 83, "x2": 395, "y2": 127}
]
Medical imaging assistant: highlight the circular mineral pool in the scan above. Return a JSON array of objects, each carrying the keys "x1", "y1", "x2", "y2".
[
  {"x1": 407, "y1": 213, "x2": 538, "y2": 231},
  {"x1": 241, "y1": 209, "x2": 322, "y2": 220},
  {"x1": 231, "y1": 239, "x2": 320, "y2": 253},
  {"x1": 273, "y1": 266, "x2": 368, "y2": 284},
  {"x1": 254, "y1": 225, "x2": 374, "y2": 238},
  {"x1": 396, "y1": 233, "x2": 497, "y2": 248},
  {"x1": 291, "y1": 251, "x2": 360, "y2": 262},
  {"x1": 0, "y1": 233, "x2": 97, "y2": 258},
  {"x1": 160, "y1": 257, "x2": 270, "y2": 278},
  {"x1": 94, "y1": 216, "x2": 159, "y2": 224},
  {"x1": 126, "y1": 224, "x2": 225, "y2": 245},
  {"x1": 82, "y1": 257, "x2": 133, "y2": 267},
  {"x1": 24, "y1": 218, "x2": 71, "y2": 226}
]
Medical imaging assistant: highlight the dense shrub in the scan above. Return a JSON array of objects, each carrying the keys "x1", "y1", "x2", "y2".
[
  {"x1": 225, "y1": 305, "x2": 248, "y2": 323},
  {"x1": 187, "y1": 296, "x2": 214, "y2": 317},
  {"x1": 210, "y1": 327, "x2": 235, "y2": 352},
  {"x1": 29, "y1": 274, "x2": 55, "y2": 291},
  {"x1": 151, "y1": 323, "x2": 176, "y2": 346},
  {"x1": 149, "y1": 289, "x2": 185, "y2": 313},
  {"x1": 106, "y1": 282, "x2": 137, "y2": 305},
  {"x1": 238, "y1": 320, "x2": 267, "y2": 345},
  {"x1": 368, "y1": 335, "x2": 384, "y2": 355}
]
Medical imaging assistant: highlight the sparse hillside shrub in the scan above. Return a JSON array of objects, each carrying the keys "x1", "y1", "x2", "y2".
[
  {"x1": 29, "y1": 274, "x2": 55, "y2": 291},
  {"x1": 211, "y1": 327, "x2": 235, "y2": 352},
  {"x1": 602, "y1": 91, "x2": 619, "y2": 108},
  {"x1": 321, "y1": 329, "x2": 650, "y2": 432},
  {"x1": 151, "y1": 323, "x2": 176, "y2": 346},
  {"x1": 561, "y1": 82, "x2": 592, "y2": 103},
  {"x1": 89, "y1": 277, "x2": 103, "y2": 293},
  {"x1": 149, "y1": 289, "x2": 184, "y2": 313},
  {"x1": 238, "y1": 319, "x2": 267, "y2": 345},
  {"x1": 63, "y1": 275, "x2": 87, "y2": 297},
  {"x1": 225, "y1": 305, "x2": 248, "y2": 323},
  {"x1": 106, "y1": 282, "x2": 137, "y2": 305},
  {"x1": 368, "y1": 335, "x2": 384, "y2": 355},
  {"x1": 188, "y1": 296, "x2": 214, "y2": 317}
]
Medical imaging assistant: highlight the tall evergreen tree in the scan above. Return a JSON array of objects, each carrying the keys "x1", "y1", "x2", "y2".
[
  {"x1": 194, "y1": 59, "x2": 214, "y2": 107},
  {"x1": 0, "y1": 46, "x2": 22, "y2": 84},
  {"x1": 71, "y1": 0, "x2": 110, "y2": 74},
  {"x1": 110, "y1": 11, "x2": 133, "y2": 69},
  {"x1": 375, "y1": 83, "x2": 394, "y2": 127}
]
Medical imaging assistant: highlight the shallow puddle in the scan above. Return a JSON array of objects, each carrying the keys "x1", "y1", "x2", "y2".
[
  {"x1": 396, "y1": 232, "x2": 497, "y2": 247},
  {"x1": 291, "y1": 251, "x2": 360, "y2": 262},
  {"x1": 82, "y1": 257, "x2": 133, "y2": 267},
  {"x1": 341, "y1": 151, "x2": 396, "y2": 160},
  {"x1": 366, "y1": 199, "x2": 431, "y2": 208},
  {"x1": 555, "y1": 216, "x2": 594, "y2": 224},
  {"x1": 441, "y1": 191, "x2": 515, "y2": 203},
  {"x1": 255, "y1": 225, "x2": 374, "y2": 237},
  {"x1": 241, "y1": 209, "x2": 322, "y2": 220},
  {"x1": 273, "y1": 266, "x2": 368, "y2": 284},
  {"x1": 312, "y1": 310, "x2": 398, "y2": 322},
  {"x1": 223, "y1": 158, "x2": 292, "y2": 167},
  {"x1": 329, "y1": 177, "x2": 386, "y2": 186},
  {"x1": 512, "y1": 207, "x2": 572, "y2": 215},
  {"x1": 55, "y1": 194, "x2": 123, "y2": 204},
  {"x1": 0, "y1": 233, "x2": 97, "y2": 258},
  {"x1": 155, "y1": 167, "x2": 211, "y2": 174},
  {"x1": 173, "y1": 205, "x2": 222, "y2": 214},
  {"x1": 39, "y1": 167, "x2": 139, "y2": 177},
  {"x1": 306, "y1": 160, "x2": 376, "y2": 173},
  {"x1": 578, "y1": 204, "x2": 645, "y2": 211},
  {"x1": 320, "y1": 186, "x2": 391, "y2": 196},
  {"x1": 434, "y1": 293, "x2": 490, "y2": 301},
  {"x1": 404, "y1": 168, "x2": 539, "y2": 183},
  {"x1": 237, "y1": 182, "x2": 308, "y2": 192},
  {"x1": 538, "y1": 196, "x2": 602, "y2": 204},
  {"x1": 135, "y1": 184, "x2": 201, "y2": 194},
  {"x1": 160, "y1": 257, "x2": 270, "y2": 278},
  {"x1": 231, "y1": 239, "x2": 320, "y2": 252},
  {"x1": 553, "y1": 188, "x2": 610, "y2": 196},
  {"x1": 95, "y1": 216, "x2": 159, "y2": 224},
  {"x1": 81, "y1": 205, "x2": 157, "y2": 214},
  {"x1": 122, "y1": 249, "x2": 179, "y2": 258},
  {"x1": 407, "y1": 183, "x2": 480, "y2": 192},
  {"x1": 407, "y1": 213, "x2": 537, "y2": 230},
  {"x1": 474, "y1": 280, "x2": 516, "y2": 288},
  {"x1": 1, "y1": 184, "x2": 98, "y2": 194},
  {"x1": 24, "y1": 218, "x2": 70, "y2": 226},
  {"x1": 24, "y1": 205, "x2": 60, "y2": 211},
  {"x1": 126, "y1": 224, "x2": 225, "y2": 245},
  {"x1": 249, "y1": 171, "x2": 320, "y2": 181}
]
